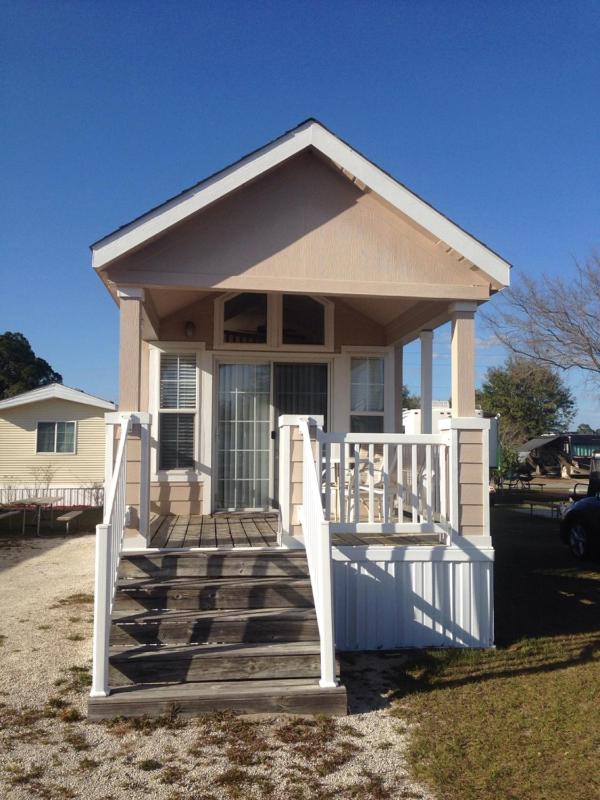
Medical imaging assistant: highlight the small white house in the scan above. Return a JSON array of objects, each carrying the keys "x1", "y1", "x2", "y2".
[{"x1": 0, "y1": 383, "x2": 115, "y2": 506}]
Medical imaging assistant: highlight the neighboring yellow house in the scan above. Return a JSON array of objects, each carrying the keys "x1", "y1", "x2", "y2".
[{"x1": 0, "y1": 383, "x2": 115, "y2": 506}]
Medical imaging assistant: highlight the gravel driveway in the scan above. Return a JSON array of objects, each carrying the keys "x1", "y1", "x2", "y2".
[{"x1": 0, "y1": 534, "x2": 432, "y2": 800}]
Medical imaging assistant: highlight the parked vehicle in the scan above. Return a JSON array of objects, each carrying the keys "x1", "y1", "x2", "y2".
[{"x1": 559, "y1": 454, "x2": 600, "y2": 559}]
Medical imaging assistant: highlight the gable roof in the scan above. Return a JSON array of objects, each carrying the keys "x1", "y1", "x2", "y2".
[
  {"x1": 91, "y1": 119, "x2": 510, "y2": 288},
  {"x1": 0, "y1": 383, "x2": 115, "y2": 412}
]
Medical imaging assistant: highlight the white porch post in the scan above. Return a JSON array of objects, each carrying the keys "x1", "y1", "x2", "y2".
[
  {"x1": 419, "y1": 330, "x2": 433, "y2": 434},
  {"x1": 394, "y1": 344, "x2": 404, "y2": 433}
]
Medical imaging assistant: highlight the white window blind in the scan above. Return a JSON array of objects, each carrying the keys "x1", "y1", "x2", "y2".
[{"x1": 159, "y1": 353, "x2": 197, "y2": 470}]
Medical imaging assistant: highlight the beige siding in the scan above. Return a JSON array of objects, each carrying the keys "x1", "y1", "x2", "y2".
[
  {"x1": 458, "y1": 429, "x2": 484, "y2": 536},
  {"x1": 0, "y1": 399, "x2": 107, "y2": 486},
  {"x1": 106, "y1": 151, "x2": 490, "y2": 299}
]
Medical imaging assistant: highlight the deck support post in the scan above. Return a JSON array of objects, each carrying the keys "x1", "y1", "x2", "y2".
[
  {"x1": 419, "y1": 330, "x2": 433, "y2": 434},
  {"x1": 90, "y1": 523, "x2": 112, "y2": 697}
]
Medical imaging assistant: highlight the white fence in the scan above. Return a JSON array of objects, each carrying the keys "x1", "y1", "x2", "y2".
[
  {"x1": 0, "y1": 485, "x2": 104, "y2": 507},
  {"x1": 298, "y1": 418, "x2": 338, "y2": 688},
  {"x1": 90, "y1": 415, "x2": 132, "y2": 698},
  {"x1": 316, "y1": 431, "x2": 451, "y2": 538}
]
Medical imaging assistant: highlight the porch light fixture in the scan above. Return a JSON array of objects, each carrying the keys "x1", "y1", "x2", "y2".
[{"x1": 184, "y1": 320, "x2": 196, "y2": 338}]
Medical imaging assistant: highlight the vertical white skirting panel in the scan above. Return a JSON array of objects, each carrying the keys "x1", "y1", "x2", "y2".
[{"x1": 332, "y1": 545, "x2": 494, "y2": 650}]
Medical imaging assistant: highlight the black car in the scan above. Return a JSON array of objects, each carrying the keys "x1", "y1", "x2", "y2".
[{"x1": 560, "y1": 454, "x2": 600, "y2": 560}]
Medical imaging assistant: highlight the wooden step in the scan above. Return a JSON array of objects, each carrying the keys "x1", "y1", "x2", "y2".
[
  {"x1": 114, "y1": 577, "x2": 314, "y2": 612},
  {"x1": 88, "y1": 678, "x2": 347, "y2": 720},
  {"x1": 109, "y1": 641, "x2": 324, "y2": 685},
  {"x1": 120, "y1": 550, "x2": 310, "y2": 580},
  {"x1": 111, "y1": 607, "x2": 319, "y2": 646}
]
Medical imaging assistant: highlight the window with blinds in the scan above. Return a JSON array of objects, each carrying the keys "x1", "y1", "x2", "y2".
[
  {"x1": 350, "y1": 357, "x2": 385, "y2": 433},
  {"x1": 159, "y1": 353, "x2": 197, "y2": 470}
]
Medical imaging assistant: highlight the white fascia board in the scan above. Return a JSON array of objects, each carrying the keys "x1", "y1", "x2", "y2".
[
  {"x1": 92, "y1": 123, "x2": 314, "y2": 270},
  {"x1": 0, "y1": 384, "x2": 116, "y2": 411},
  {"x1": 310, "y1": 125, "x2": 510, "y2": 287},
  {"x1": 92, "y1": 120, "x2": 510, "y2": 289}
]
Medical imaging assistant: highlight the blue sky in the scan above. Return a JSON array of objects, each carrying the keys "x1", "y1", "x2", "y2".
[{"x1": 1, "y1": 1, "x2": 599, "y2": 423}]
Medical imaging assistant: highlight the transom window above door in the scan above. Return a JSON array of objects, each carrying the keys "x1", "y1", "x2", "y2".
[{"x1": 215, "y1": 293, "x2": 332, "y2": 350}]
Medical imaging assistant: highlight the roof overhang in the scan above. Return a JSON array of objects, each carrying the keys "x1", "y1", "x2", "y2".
[
  {"x1": 0, "y1": 383, "x2": 115, "y2": 411},
  {"x1": 91, "y1": 119, "x2": 511, "y2": 289}
]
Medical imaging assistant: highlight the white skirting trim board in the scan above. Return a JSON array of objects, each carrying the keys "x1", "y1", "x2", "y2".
[{"x1": 332, "y1": 543, "x2": 494, "y2": 650}]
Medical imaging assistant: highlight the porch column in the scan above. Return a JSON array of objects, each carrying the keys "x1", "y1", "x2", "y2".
[
  {"x1": 419, "y1": 330, "x2": 433, "y2": 433},
  {"x1": 450, "y1": 302, "x2": 476, "y2": 417},
  {"x1": 118, "y1": 288, "x2": 144, "y2": 412},
  {"x1": 394, "y1": 344, "x2": 404, "y2": 433}
]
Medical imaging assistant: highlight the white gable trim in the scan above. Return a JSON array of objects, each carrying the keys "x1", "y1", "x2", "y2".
[
  {"x1": 0, "y1": 383, "x2": 115, "y2": 412},
  {"x1": 91, "y1": 120, "x2": 510, "y2": 287}
]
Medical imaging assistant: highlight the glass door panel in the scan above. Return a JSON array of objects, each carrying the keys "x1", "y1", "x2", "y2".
[
  {"x1": 216, "y1": 363, "x2": 271, "y2": 510},
  {"x1": 272, "y1": 363, "x2": 328, "y2": 506}
]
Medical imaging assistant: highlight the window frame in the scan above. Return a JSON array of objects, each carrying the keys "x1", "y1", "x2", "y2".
[
  {"x1": 150, "y1": 344, "x2": 202, "y2": 478},
  {"x1": 213, "y1": 292, "x2": 334, "y2": 351},
  {"x1": 349, "y1": 354, "x2": 386, "y2": 433},
  {"x1": 35, "y1": 421, "x2": 77, "y2": 455}
]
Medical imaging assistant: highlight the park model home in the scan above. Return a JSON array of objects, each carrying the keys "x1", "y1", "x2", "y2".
[
  {"x1": 88, "y1": 120, "x2": 510, "y2": 718},
  {"x1": 0, "y1": 383, "x2": 115, "y2": 507}
]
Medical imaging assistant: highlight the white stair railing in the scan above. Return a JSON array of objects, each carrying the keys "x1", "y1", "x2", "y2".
[
  {"x1": 298, "y1": 418, "x2": 337, "y2": 689},
  {"x1": 90, "y1": 415, "x2": 132, "y2": 698}
]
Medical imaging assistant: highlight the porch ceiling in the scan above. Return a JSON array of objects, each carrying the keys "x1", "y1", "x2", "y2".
[{"x1": 143, "y1": 287, "x2": 448, "y2": 346}]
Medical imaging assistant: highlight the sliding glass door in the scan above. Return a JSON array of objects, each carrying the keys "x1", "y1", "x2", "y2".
[
  {"x1": 216, "y1": 364, "x2": 271, "y2": 511},
  {"x1": 215, "y1": 361, "x2": 328, "y2": 511}
]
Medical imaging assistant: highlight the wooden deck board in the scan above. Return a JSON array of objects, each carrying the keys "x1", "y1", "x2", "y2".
[{"x1": 149, "y1": 513, "x2": 438, "y2": 550}]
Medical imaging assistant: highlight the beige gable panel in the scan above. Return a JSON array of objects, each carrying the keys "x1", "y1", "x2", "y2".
[
  {"x1": 0, "y1": 399, "x2": 107, "y2": 486},
  {"x1": 107, "y1": 153, "x2": 490, "y2": 299}
]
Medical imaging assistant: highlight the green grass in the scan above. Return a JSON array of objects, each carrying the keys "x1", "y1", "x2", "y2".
[{"x1": 391, "y1": 507, "x2": 600, "y2": 800}]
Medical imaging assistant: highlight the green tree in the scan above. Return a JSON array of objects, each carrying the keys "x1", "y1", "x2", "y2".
[
  {"x1": 477, "y1": 356, "x2": 575, "y2": 448},
  {"x1": 576, "y1": 423, "x2": 594, "y2": 434},
  {"x1": 402, "y1": 385, "x2": 420, "y2": 410},
  {"x1": 0, "y1": 332, "x2": 62, "y2": 399}
]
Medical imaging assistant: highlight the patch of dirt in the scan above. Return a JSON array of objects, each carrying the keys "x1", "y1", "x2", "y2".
[{"x1": 0, "y1": 536, "x2": 433, "y2": 799}]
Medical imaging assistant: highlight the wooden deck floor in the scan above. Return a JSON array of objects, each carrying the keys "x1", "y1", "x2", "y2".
[
  {"x1": 149, "y1": 513, "x2": 440, "y2": 549},
  {"x1": 149, "y1": 513, "x2": 280, "y2": 549}
]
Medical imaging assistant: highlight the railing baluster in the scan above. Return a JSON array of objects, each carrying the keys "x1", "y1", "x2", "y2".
[
  {"x1": 339, "y1": 442, "x2": 346, "y2": 523},
  {"x1": 383, "y1": 443, "x2": 389, "y2": 524},
  {"x1": 368, "y1": 443, "x2": 375, "y2": 523},
  {"x1": 411, "y1": 444, "x2": 418, "y2": 522},
  {"x1": 426, "y1": 444, "x2": 433, "y2": 523},
  {"x1": 325, "y1": 441, "x2": 331, "y2": 521},
  {"x1": 397, "y1": 444, "x2": 403, "y2": 523},
  {"x1": 354, "y1": 443, "x2": 360, "y2": 523}
]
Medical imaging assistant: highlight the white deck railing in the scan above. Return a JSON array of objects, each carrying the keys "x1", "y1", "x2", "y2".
[
  {"x1": 90, "y1": 415, "x2": 132, "y2": 698},
  {"x1": 317, "y1": 431, "x2": 451, "y2": 538},
  {"x1": 298, "y1": 418, "x2": 338, "y2": 689},
  {"x1": 0, "y1": 486, "x2": 104, "y2": 507}
]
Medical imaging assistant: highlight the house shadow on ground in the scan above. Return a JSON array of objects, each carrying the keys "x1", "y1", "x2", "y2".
[{"x1": 340, "y1": 506, "x2": 600, "y2": 714}]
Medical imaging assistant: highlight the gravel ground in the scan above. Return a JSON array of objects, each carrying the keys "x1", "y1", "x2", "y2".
[{"x1": 0, "y1": 534, "x2": 433, "y2": 800}]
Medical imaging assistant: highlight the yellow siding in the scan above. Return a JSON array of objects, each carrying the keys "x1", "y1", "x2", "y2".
[{"x1": 0, "y1": 399, "x2": 107, "y2": 486}]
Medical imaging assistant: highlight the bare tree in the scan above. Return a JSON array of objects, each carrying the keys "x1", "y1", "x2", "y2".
[{"x1": 483, "y1": 251, "x2": 600, "y2": 380}]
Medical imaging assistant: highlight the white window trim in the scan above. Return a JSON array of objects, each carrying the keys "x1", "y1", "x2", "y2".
[
  {"x1": 148, "y1": 343, "x2": 207, "y2": 486},
  {"x1": 213, "y1": 292, "x2": 334, "y2": 352},
  {"x1": 340, "y1": 346, "x2": 394, "y2": 432},
  {"x1": 35, "y1": 420, "x2": 78, "y2": 455}
]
